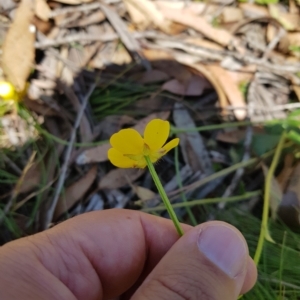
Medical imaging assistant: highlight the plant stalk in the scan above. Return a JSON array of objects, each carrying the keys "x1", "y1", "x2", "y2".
[{"x1": 145, "y1": 156, "x2": 184, "y2": 236}]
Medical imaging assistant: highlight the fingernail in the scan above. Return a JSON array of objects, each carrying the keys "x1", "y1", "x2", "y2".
[{"x1": 197, "y1": 225, "x2": 247, "y2": 278}]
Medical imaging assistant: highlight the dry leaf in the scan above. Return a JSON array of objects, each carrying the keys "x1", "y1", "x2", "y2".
[
  {"x1": 111, "y1": 46, "x2": 132, "y2": 65},
  {"x1": 293, "y1": 85, "x2": 300, "y2": 101},
  {"x1": 18, "y1": 160, "x2": 41, "y2": 194},
  {"x1": 76, "y1": 143, "x2": 111, "y2": 165},
  {"x1": 99, "y1": 169, "x2": 144, "y2": 190},
  {"x1": 159, "y1": 6, "x2": 233, "y2": 46},
  {"x1": 138, "y1": 69, "x2": 170, "y2": 84},
  {"x1": 174, "y1": 103, "x2": 213, "y2": 174},
  {"x1": 162, "y1": 75, "x2": 211, "y2": 96},
  {"x1": 52, "y1": 0, "x2": 93, "y2": 4},
  {"x1": 133, "y1": 185, "x2": 156, "y2": 201},
  {"x1": 184, "y1": 38, "x2": 223, "y2": 51},
  {"x1": 34, "y1": 0, "x2": 51, "y2": 21},
  {"x1": 67, "y1": 11, "x2": 106, "y2": 28},
  {"x1": 239, "y1": 3, "x2": 269, "y2": 18},
  {"x1": 269, "y1": 4, "x2": 298, "y2": 31},
  {"x1": 220, "y1": 7, "x2": 243, "y2": 23},
  {"x1": 185, "y1": 63, "x2": 228, "y2": 113},
  {"x1": 124, "y1": 0, "x2": 150, "y2": 28},
  {"x1": 278, "y1": 162, "x2": 300, "y2": 228},
  {"x1": 207, "y1": 65, "x2": 246, "y2": 120},
  {"x1": 289, "y1": 0, "x2": 299, "y2": 14},
  {"x1": 276, "y1": 154, "x2": 294, "y2": 191},
  {"x1": 216, "y1": 130, "x2": 247, "y2": 144},
  {"x1": 2, "y1": 0, "x2": 35, "y2": 91},
  {"x1": 156, "y1": 1, "x2": 217, "y2": 16},
  {"x1": 54, "y1": 166, "x2": 97, "y2": 219},
  {"x1": 142, "y1": 48, "x2": 192, "y2": 84},
  {"x1": 123, "y1": 0, "x2": 172, "y2": 33}
]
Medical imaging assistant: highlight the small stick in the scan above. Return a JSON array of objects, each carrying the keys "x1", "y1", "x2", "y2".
[{"x1": 43, "y1": 82, "x2": 96, "y2": 229}]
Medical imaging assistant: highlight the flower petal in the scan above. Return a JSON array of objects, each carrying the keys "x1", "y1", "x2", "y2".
[
  {"x1": 144, "y1": 119, "x2": 170, "y2": 151},
  {"x1": 162, "y1": 138, "x2": 180, "y2": 154},
  {"x1": 110, "y1": 128, "x2": 144, "y2": 155},
  {"x1": 108, "y1": 148, "x2": 136, "y2": 168}
]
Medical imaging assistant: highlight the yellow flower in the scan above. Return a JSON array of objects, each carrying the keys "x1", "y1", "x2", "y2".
[
  {"x1": 108, "y1": 119, "x2": 179, "y2": 168},
  {"x1": 0, "y1": 81, "x2": 17, "y2": 101},
  {"x1": 0, "y1": 81, "x2": 27, "y2": 102}
]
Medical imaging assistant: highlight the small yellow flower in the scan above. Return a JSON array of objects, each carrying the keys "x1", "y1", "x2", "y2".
[
  {"x1": 0, "y1": 81, "x2": 17, "y2": 101},
  {"x1": 0, "y1": 81, "x2": 27, "y2": 102},
  {"x1": 108, "y1": 119, "x2": 179, "y2": 168}
]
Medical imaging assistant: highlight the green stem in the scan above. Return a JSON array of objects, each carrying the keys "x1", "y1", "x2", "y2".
[
  {"x1": 145, "y1": 156, "x2": 184, "y2": 236},
  {"x1": 253, "y1": 131, "x2": 286, "y2": 265},
  {"x1": 142, "y1": 190, "x2": 261, "y2": 212}
]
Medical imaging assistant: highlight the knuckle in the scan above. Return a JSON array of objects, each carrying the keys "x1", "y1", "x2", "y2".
[{"x1": 145, "y1": 273, "x2": 214, "y2": 300}]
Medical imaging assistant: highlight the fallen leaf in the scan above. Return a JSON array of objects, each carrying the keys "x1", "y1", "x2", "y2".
[
  {"x1": 111, "y1": 46, "x2": 132, "y2": 65},
  {"x1": 76, "y1": 144, "x2": 111, "y2": 165},
  {"x1": 34, "y1": 0, "x2": 51, "y2": 21},
  {"x1": 207, "y1": 65, "x2": 247, "y2": 120},
  {"x1": 162, "y1": 76, "x2": 211, "y2": 96},
  {"x1": 52, "y1": 0, "x2": 93, "y2": 4},
  {"x1": 67, "y1": 11, "x2": 106, "y2": 28},
  {"x1": 220, "y1": 7, "x2": 243, "y2": 23},
  {"x1": 2, "y1": 0, "x2": 35, "y2": 91},
  {"x1": 276, "y1": 154, "x2": 294, "y2": 191},
  {"x1": 159, "y1": 6, "x2": 234, "y2": 46},
  {"x1": 54, "y1": 166, "x2": 97, "y2": 219},
  {"x1": 24, "y1": 98, "x2": 59, "y2": 116},
  {"x1": 293, "y1": 85, "x2": 300, "y2": 101},
  {"x1": 133, "y1": 185, "x2": 156, "y2": 201},
  {"x1": 278, "y1": 162, "x2": 300, "y2": 228},
  {"x1": 123, "y1": 0, "x2": 172, "y2": 33},
  {"x1": 173, "y1": 103, "x2": 213, "y2": 174},
  {"x1": 18, "y1": 158, "x2": 41, "y2": 194},
  {"x1": 156, "y1": 1, "x2": 218, "y2": 16},
  {"x1": 99, "y1": 169, "x2": 144, "y2": 190},
  {"x1": 184, "y1": 38, "x2": 224, "y2": 51},
  {"x1": 142, "y1": 49, "x2": 193, "y2": 84},
  {"x1": 289, "y1": 0, "x2": 299, "y2": 14},
  {"x1": 185, "y1": 63, "x2": 228, "y2": 114},
  {"x1": 269, "y1": 4, "x2": 298, "y2": 31},
  {"x1": 239, "y1": 3, "x2": 269, "y2": 18},
  {"x1": 124, "y1": 0, "x2": 150, "y2": 28},
  {"x1": 139, "y1": 69, "x2": 170, "y2": 84},
  {"x1": 216, "y1": 129, "x2": 247, "y2": 144}
]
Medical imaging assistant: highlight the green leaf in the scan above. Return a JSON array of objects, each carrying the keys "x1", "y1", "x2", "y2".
[{"x1": 252, "y1": 134, "x2": 281, "y2": 156}]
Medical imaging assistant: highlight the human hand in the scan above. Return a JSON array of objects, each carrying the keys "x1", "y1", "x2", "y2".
[{"x1": 0, "y1": 209, "x2": 257, "y2": 299}]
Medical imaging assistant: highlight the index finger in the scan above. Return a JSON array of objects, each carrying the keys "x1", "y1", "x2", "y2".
[{"x1": 3, "y1": 209, "x2": 192, "y2": 299}]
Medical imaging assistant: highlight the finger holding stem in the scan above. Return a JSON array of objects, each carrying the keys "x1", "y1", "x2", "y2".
[{"x1": 144, "y1": 156, "x2": 184, "y2": 236}]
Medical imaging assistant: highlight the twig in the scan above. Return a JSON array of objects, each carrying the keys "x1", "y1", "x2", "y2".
[
  {"x1": 35, "y1": 32, "x2": 119, "y2": 49},
  {"x1": 151, "y1": 38, "x2": 300, "y2": 74},
  {"x1": 219, "y1": 123, "x2": 253, "y2": 209},
  {"x1": 50, "y1": 2, "x2": 102, "y2": 17},
  {"x1": 43, "y1": 82, "x2": 97, "y2": 229},
  {"x1": 99, "y1": 3, "x2": 151, "y2": 70},
  {"x1": 262, "y1": 27, "x2": 286, "y2": 60}
]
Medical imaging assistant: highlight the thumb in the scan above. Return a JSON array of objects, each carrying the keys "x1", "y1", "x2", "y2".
[{"x1": 131, "y1": 221, "x2": 252, "y2": 300}]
